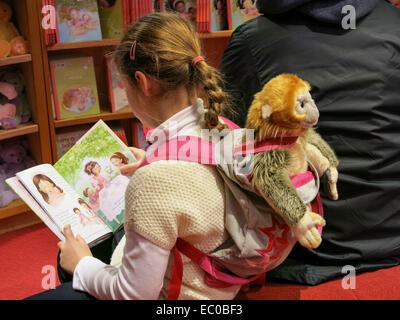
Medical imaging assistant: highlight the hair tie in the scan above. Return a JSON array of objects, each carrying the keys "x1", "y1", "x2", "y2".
[
  {"x1": 130, "y1": 40, "x2": 137, "y2": 61},
  {"x1": 192, "y1": 56, "x2": 205, "y2": 67}
]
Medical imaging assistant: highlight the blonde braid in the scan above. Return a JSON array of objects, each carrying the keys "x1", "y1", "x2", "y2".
[{"x1": 194, "y1": 61, "x2": 230, "y2": 131}]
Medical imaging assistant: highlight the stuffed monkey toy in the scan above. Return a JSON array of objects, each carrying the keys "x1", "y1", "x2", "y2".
[{"x1": 246, "y1": 74, "x2": 339, "y2": 249}]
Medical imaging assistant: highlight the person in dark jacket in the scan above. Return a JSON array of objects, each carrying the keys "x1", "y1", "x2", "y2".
[{"x1": 220, "y1": 0, "x2": 400, "y2": 285}]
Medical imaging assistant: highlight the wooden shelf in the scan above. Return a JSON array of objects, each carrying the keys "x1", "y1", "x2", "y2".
[
  {"x1": 46, "y1": 31, "x2": 233, "y2": 51},
  {"x1": 0, "y1": 54, "x2": 32, "y2": 67},
  {"x1": 0, "y1": 199, "x2": 30, "y2": 220},
  {"x1": 54, "y1": 106, "x2": 135, "y2": 128},
  {"x1": 198, "y1": 30, "x2": 233, "y2": 39},
  {"x1": 0, "y1": 123, "x2": 39, "y2": 141},
  {"x1": 47, "y1": 39, "x2": 121, "y2": 51}
]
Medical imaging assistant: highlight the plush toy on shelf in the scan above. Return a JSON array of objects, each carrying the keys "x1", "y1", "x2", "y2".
[
  {"x1": 246, "y1": 73, "x2": 339, "y2": 249},
  {"x1": 0, "y1": 139, "x2": 36, "y2": 207},
  {"x1": 0, "y1": 68, "x2": 31, "y2": 129},
  {"x1": 0, "y1": 1, "x2": 29, "y2": 59}
]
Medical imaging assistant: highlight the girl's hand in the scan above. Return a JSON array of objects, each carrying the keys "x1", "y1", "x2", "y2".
[
  {"x1": 120, "y1": 147, "x2": 146, "y2": 177},
  {"x1": 58, "y1": 225, "x2": 92, "y2": 275}
]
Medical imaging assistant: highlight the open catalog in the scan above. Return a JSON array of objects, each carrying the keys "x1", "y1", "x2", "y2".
[{"x1": 7, "y1": 120, "x2": 136, "y2": 247}]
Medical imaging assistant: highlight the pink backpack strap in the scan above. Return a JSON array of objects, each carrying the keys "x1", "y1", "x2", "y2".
[
  {"x1": 167, "y1": 245, "x2": 183, "y2": 300},
  {"x1": 167, "y1": 238, "x2": 263, "y2": 299},
  {"x1": 290, "y1": 171, "x2": 314, "y2": 189},
  {"x1": 219, "y1": 116, "x2": 241, "y2": 130},
  {"x1": 234, "y1": 135, "x2": 299, "y2": 157},
  {"x1": 138, "y1": 136, "x2": 216, "y2": 169}
]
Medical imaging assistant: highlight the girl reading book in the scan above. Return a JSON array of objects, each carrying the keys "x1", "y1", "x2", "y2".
[
  {"x1": 28, "y1": 13, "x2": 239, "y2": 300},
  {"x1": 32, "y1": 174, "x2": 66, "y2": 207}
]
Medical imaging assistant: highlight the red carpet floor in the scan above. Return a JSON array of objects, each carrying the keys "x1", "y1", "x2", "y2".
[
  {"x1": 1, "y1": 223, "x2": 399, "y2": 300},
  {"x1": 0, "y1": 224, "x2": 61, "y2": 300}
]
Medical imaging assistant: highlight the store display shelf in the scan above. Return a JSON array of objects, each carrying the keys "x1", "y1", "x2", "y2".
[
  {"x1": 198, "y1": 30, "x2": 233, "y2": 39},
  {"x1": 53, "y1": 107, "x2": 135, "y2": 128},
  {"x1": 47, "y1": 39, "x2": 121, "y2": 51},
  {"x1": 46, "y1": 31, "x2": 233, "y2": 51},
  {"x1": 0, "y1": 54, "x2": 32, "y2": 67},
  {"x1": 0, "y1": 123, "x2": 39, "y2": 141}
]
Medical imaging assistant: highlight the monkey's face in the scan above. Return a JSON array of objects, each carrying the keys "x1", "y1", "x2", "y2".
[
  {"x1": 246, "y1": 74, "x2": 320, "y2": 137},
  {"x1": 266, "y1": 88, "x2": 319, "y2": 131},
  {"x1": 295, "y1": 90, "x2": 319, "y2": 129}
]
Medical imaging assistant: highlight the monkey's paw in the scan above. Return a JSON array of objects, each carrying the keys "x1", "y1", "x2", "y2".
[
  {"x1": 292, "y1": 211, "x2": 326, "y2": 249},
  {"x1": 322, "y1": 166, "x2": 339, "y2": 201}
]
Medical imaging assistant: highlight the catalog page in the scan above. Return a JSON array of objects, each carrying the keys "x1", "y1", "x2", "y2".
[
  {"x1": 54, "y1": 120, "x2": 136, "y2": 232},
  {"x1": 16, "y1": 164, "x2": 112, "y2": 245}
]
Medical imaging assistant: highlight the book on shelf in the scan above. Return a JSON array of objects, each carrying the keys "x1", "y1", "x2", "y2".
[
  {"x1": 107, "y1": 120, "x2": 129, "y2": 145},
  {"x1": 43, "y1": 0, "x2": 158, "y2": 46},
  {"x1": 7, "y1": 120, "x2": 136, "y2": 247},
  {"x1": 49, "y1": 56, "x2": 101, "y2": 120},
  {"x1": 43, "y1": 0, "x2": 57, "y2": 46},
  {"x1": 132, "y1": 119, "x2": 149, "y2": 149},
  {"x1": 159, "y1": 0, "x2": 197, "y2": 30},
  {"x1": 106, "y1": 57, "x2": 129, "y2": 113},
  {"x1": 54, "y1": 0, "x2": 103, "y2": 43},
  {"x1": 130, "y1": 0, "x2": 157, "y2": 24},
  {"x1": 55, "y1": 124, "x2": 91, "y2": 159},
  {"x1": 196, "y1": 0, "x2": 230, "y2": 32},
  {"x1": 227, "y1": 0, "x2": 259, "y2": 30},
  {"x1": 98, "y1": 0, "x2": 130, "y2": 38}
]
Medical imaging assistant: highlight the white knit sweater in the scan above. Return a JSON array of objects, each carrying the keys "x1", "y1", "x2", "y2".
[{"x1": 122, "y1": 159, "x2": 241, "y2": 299}]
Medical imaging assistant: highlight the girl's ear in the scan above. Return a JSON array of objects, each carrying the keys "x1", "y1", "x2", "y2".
[{"x1": 134, "y1": 71, "x2": 160, "y2": 97}]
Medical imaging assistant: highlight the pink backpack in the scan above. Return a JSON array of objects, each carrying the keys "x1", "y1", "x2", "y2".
[{"x1": 139, "y1": 117, "x2": 323, "y2": 299}]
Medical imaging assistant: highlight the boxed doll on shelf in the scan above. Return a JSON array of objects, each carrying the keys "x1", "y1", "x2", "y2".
[{"x1": 49, "y1": 56, "x2": 100, "y2": 120}]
